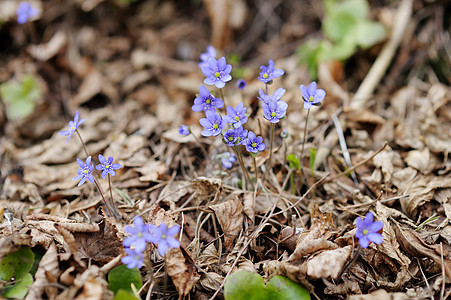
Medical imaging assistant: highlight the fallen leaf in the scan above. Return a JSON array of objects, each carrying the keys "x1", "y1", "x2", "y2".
[
  {"x1": 404, "y1": 148, "x2": 430, "y2": 173},
  {"x1": 306, "y1": 246, "x2": 352, "y2": 279},
  {"x1": 209, "y1": 197, "x2": 244, "y2": 249}
]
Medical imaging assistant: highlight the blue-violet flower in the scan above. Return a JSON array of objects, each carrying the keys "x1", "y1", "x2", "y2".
[
  {"x1": 223, "y1": 129, "x2": 238, "y2": 146},
  {"x1": 202, "y1": 57, "x2": 232, "y2": 89},
  {"x1": 17, "y1": 2, "x2": 38, "y2": 24},
  {"x1": 72, "y1": 156, "x2": 94, "y2": 186},
  {"x1": 219, "y1": 152, "x2": 237, "y2": 169},
  {"x1": 237, "y1": 79, "x2": 247, "y2": 90},
  {"x1": 59, "y1": 111, "x2": 85, "y2": 144},
  {"x1": 96, "y1": 154, "x2": 122, "y2": 179},
  {"x1": 245, "y1": 131, "x2": 265, "y2": 154},
  {"x1": 199, "y1": 111, "x2": 224, "y2": 137},
  {"x1": 300, "y1": 81, "x2": 326, "y2": 109},
  {"x1": 258, "y1": 59, "x2": 284, "y2": 84},
  {"x1": 121, "y1": 248, "x2": 144, "y2": 269},
  {"x1": 179, "y1": 125, "x2": 190, "y2": 136},
  {"x1": 123, "y1": 216, "x2": 158, "y2": 252},
  {"x1": 355, "y1": 212, "x2": 384, "y2": 248},
  {"x1": 153, "y1": 223, "x2": 181, "y2": 256},
  {"x1": 223, "y1": 102, "x2": 248, "y2": 128},
  {"x1": 192, "y1": 85, "x2": 224, "y2": 112},
  {"x1": 198, "y1": 45, "x2": 217, "y2": 69},
  {"x1": 263, "y1": 100, "x2": 288, "y2": 123},
  {"x1": 257, "y1": 88, "x2": 286, "y2": 104},
  {"x1": 234, "y1": 126, "x2": 248, "y2": 145}
]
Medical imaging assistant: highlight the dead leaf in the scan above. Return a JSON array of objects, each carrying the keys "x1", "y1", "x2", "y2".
[
  {"x1": 306, "y1": 246, "x2": 352, "y2": 279},
  {"x1": 289, "y1": 227, "x2": 338, "y2": 261},
  {"x1": 27, "y1": 31, "x2": 67, "y2": 61},
  {"x1": 348, "y1": 289, "x2": 414, "y2": 300},
  {"x1": 165, "y1": 246, "x2": 200, "y2": 298},
  {"x1": 136, "y1": 160, "x2": 167, "y2": 182},
  {"x1": 209, "y1": 198, "x2": 244, "y2": 249},
  {"x1": 404, "y1": 148, "x2": 430, "y2": 173}
]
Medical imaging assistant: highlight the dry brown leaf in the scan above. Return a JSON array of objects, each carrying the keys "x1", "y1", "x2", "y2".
[
  {"x1": 27, "y1": 31, "x2": 67, "y2": 61},
  {"x1": 25, "y1": 243, "x2": 60, "y2": 300},
  {"x1": 165, "y1": 247, "x2": 200, "y2": 298},
  {"x1": 136, "y1": 160, "x2": 167, "y2": 182},
  {"x1": 263, "y1": 260, "x2": 314, "y2": 292},
  {"x1": 198, "y1": 272, "x2": 223, "y2": 292},
  {"x1": 74, "y1": 278, "x2": 104, "y2": 300},
  {"x1": 306, "y1": 246, "x2": 352, "y2": 279},
  {"x1": 73, "y1": 67, "x2": 119, "y2": 106},
  {"x1": 348, "y1": 289, "x2": 414, "y2": 300},
  {"x1": 242, "y1": 192, "x2": 255, "y2": 223},
  {"x1": 209, "y1": 197, "x2": 244, "y2": 249},
  {"x1": 404, "y1": 148, "x2": 430, "y2": 173},
  {"x1": 372, "y1": 149, "x2": 402, "y2": 183},
  {"x1": 289, "y1": 226, "x2": 338, "y2": 261},
  {"x1": 202, "y1": 0, "x2": 231, "y2": 49}
]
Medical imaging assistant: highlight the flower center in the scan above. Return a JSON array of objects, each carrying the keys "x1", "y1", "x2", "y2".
[
  {"x1": 214, "y1": 72, "x2": 221, "y2": 78},
  {"x1": 70, "y1": 126, "x2": 75, "y2": 131},
  {"x1": 83, "y1": 169, "x2": 89, "y2": 174},
  {"x1": 263, "y1": 73, "x2": 269, "y2": 79},
  {"x1": 105, "y1": 163, "x2": 110, "y2": 169},
  {"x1": 228, "y1": 136, "x2": 234, "y2": 141},
  {"x1": 271, "y1": 112, "x2": 276, "y2": 117},
  {"x1": 362, "y1": 229, "x2": 368, "y2": 235},
  {"x1": 213, "y1": 124, "x2": 219, "y2": 129},
  {"x1": 251, "y1": 142, "x2": 257, "y2": 148},
  {"x1": 161, "y1": 234, "x2": 166, "y2": 239},
  {"x1": 206, "y1": 98, "x2": 211, "y2": 104},
  {"x1": 234, "y1": 116, "x2": 240, "y2": 121},
  {"x1": 137, "y1": 232, "x2": 143, "y2": 238},
  {"x1": 308, "y1": 96, "x2": 314, "y2": 102}
]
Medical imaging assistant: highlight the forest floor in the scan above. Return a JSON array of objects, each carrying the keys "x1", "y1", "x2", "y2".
[{"x1": 0, "y1": 0, "x2": 450, "y2": 299}]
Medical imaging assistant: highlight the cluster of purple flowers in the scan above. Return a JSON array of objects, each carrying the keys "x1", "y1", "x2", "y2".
[
  {"x1": 121, "y1": 216, "x2": 181, "y2": 269},
  {"x1": 16, "y1": 2, "x2": 38, "y2": 24}
]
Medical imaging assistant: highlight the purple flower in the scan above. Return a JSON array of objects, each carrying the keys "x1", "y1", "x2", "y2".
[
  {"x1": 300, "y1": 81, "x2": 326, "y2": 109},
  {"x1": 72, "y1": 156, "x2": 94, "y2": 186},
  {"x1": 258, "y1": 59, "x2": 284, "y2": 84},
  {"x1": 123, "y1": 216, "x2": 158, "y2": 252},
  {"x1": 263, "y1": 100, "x2": 288, "y2": 123},
  {"x1": 192, "y1": 85, "x2": 224, "y2": 112},
  {"x1": 355, "y1": 212, "x2": 384, "y2": 248},
  {"x1": 245, "y1": 131, "x2": 265, "y2": 154},
  {"x1": 223, "y1": 129, "x2": 238, "y2": 146},
  {"x1": 96, "y1": 154, "x2": 122, "y2": 179},
  {"x1": 121, "y1": 248, "x2": 144, "y2": 269},
  {"x1": 235, "y1": 126, "x2": 248, "y2": 145},
  {"x1": 199, "y1": 111, "x2": 224, "y2": 137},
  {"x1": 237, "y1": 79, "x2": 247, "y2": 90},
  {"x1": 257, "y1": 88, "x2": 286, "y2": 104},
  {"x1": 202, "y1": 57, "x2": 232, "y2": 89},
  {"x1": 17, "y1": 2, "x2": 39, "y2": 24},
  {"x1": 59, "y1": 111, "x2": 85, "y2": 144},
  {"x1": 199, "y1": 46, "x2": 217, "y2": 69},
  {"x1": 223, "y1": 103, "x2": 248, "y2": 128},
  {"x1": 153, "y1": 223, "x2": 181, "y2": 256},
  {"x1": 179, "y1": 125, "x2": 190, "y2": 136},
  {"x1": 219, "y1": 152, "x2": 237, "y2": 169}
]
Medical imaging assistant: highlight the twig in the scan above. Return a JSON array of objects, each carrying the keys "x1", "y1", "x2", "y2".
[
  {"x1": 350, "y1": 0, "x2": 413, "y2": 110},
  {"x1": 440, "y1": 242, "x2": 445, "y2": 300}
]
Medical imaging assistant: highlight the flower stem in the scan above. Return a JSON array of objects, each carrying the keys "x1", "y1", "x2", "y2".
[
  {"x1": 300, "y1": 108, "x2": 311, "y2": 163},
  {"x1": 219, "y1": 88, "x2": 226, "y2": 107},
  {"x1": 253, "y1": 156, "x2": 259, "y2": 184},
  {"x1": 263, "y1": 123, "x2": 275, "y2": 182},
  {"x1": 231, "y1": 146, "x2": 254, "y2": 190}
]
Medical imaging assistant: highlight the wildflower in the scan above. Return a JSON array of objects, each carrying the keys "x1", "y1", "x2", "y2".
[
  {"x1": 234, "y1": 126, "x2": 248, "y2": 145},
  {"x1": 179, "y1": 125, "x2": 190, "y2": 136},
  {"x1": 199, "y1": 111, "x2": 224, "y2": 137},
  {"x1": 192, "y1": 85, "x2": 224, "y2": 112},
  {"x1": 72, "y1": 156, "x2": 94, "y2": 186},
  {"x1": 257, "y1": 88, "x2": 286, "y2": 104},
  {"x1": 237, "y1": 79, "x2": 247, "y2": 90},
  {"x1": 123, "y1": 216, "x2": 157, "y2": 252},
  {"x1": 355, "y1": 212, "x2": 384, "y2": 248},
  {"x1": 258, "y1": 59, "x2": 284, "y2": 84},
  {"x1": 280, "y1": 129, "x2": 289, "y2": 139},
  {"x1": 198, "y1": 45, "x2": 217, "y2": 69},
  {"x1": 300, "y1": 81, "x2": 326, "y2": 109},
  {"x1": 223, "y1": 103, "x2": 248, "y2": 128},
  {"x1": 17, "y1": 2, "x2": 38, "y2": 24},
  {"x1": 202, "y1": 57, "x2": 232, "y2": 89},
  {"x1": 121, "y1": 248, "x2": 144, "y2": 269},
  {"x1": 218, "y1": 152, "x2": 237, "y2": 169},
  {"x1": 263, "y1": 100, "x2": 288, "y2": 123},
  {"x1": 96, "y1": 154, "x2": 122, "y2": 179},
  {"x1": 153, "y1": 223, "x2": 181, "y2": 256},
  {"x1": 59, "y1": 111, "x2": 85, "y2": 144},
  {"x1": 245, "y1": 131, "x2": 265, "y2": 154}
]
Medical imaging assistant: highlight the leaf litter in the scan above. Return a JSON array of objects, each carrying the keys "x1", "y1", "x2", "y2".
[{"x1": 0, "y1": 0, "x2": 450, "y2": 299}]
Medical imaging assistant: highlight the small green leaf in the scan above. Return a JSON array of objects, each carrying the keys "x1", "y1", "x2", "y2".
[
  {"x1": 2, "y1": 272, "x2": 33, "y2": 299},
  {"x1": 224, "y1": 271, "x2": 269, "y2": 300},
  {"x1": 113, "y1": 289, "x2": 140, "y2": 300},
  {"x1": 108, "y1": 265, "x2": 142, "y2": 294},
  {"x1": 309, "y1": 148, "x2": 316, "y2": 176},
  {"x1": 0, "y1": 246, "x2": 34, "y2": 281},
  {"x1": 0, "y1": 74, "x2": 41, "y2": 120},
  {"x1": 287, "y1": 154, "x2": 301, "y2": 171},
  {"x1": 266, "y1": 276, "x2": 310, "y2": 300},
  {"x1": 355, "y1": 20, "x2": 387, "y2": 48},
  {"x1": 323, "y1": 11, "x2": 357, "y2": 43}
]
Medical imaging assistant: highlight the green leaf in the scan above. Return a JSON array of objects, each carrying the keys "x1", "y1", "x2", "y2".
[
  {"x1": 0, "y1": 246, "x2": 35, "y2": 281},
  {"x1": 287, "y1": 154, "x2": 301, "y2": 171},
  {"x1": 266, "y1": 276, "x2": 310, "y2": 300},
  {"x1": 354, "y1": 20, "x2": 387, "y2": 48},
  {"x1": 108, "y1": 265, "x2": 142, "y2": 294},
  {"x1": 113, "y1": 289, "x2": 140, "y2": 300},
  {"x1": 323, "y1": 11, "x2": 357, "y2": 43},
  {"x1": 2, "y1": 272, "x2": 33, "y2": 299},
  {"x1": 0, "y1": 74, "x2": 41, "y2": 120},
  {"x1": 224, "y1": 271, "x2": 310, "y2": 300},
  {"x1": 224, "y1": 271, "x2": 269, "y2": 300}
]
